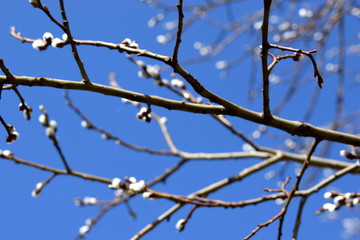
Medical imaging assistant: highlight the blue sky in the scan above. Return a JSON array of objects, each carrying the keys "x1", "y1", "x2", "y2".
[{"x1": 0, "y1": 1, "x2": 359, "y2": 240}]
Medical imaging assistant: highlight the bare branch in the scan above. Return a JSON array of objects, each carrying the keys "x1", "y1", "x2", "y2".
[
  {"x1": 260, "y1": 0, "x2": 273, "y2": 119},
  {"x1": 39, "y1": 105, "x2": 72, "y2": 172},
  {"x1": 172, "y1": 0, "x2": 184, "y2": 63},
  {"x1": 58, "y1": 0, "x2": 90, "y2": 83},
  {"x1": 0, "y1": 154, "x2": 111, "y2": 183}
]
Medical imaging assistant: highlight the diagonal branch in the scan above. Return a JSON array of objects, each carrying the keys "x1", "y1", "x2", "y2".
[
  {"x1": 0, "y1": 58, "x2": 32, "y2": 119},
  {"x1": 131, "y1": 152, "x2": 283, "y2": 239},
  {"x1": 244, "y1": 139, "x2": 320, "y2": 240},
  {"x1": 58, "y1": 0, "x2": 90, "y2": 83},
  {"x1": 64, "y1": 91, "x2": 174, "y2": 155},
  {"x1": 277, "y1": 138, "x2": 320, "y2": 239},
  {"x1": 39, "y1": 105, "x2": 72, "y2": 172},
  {"x1": 0, "y1": 154, "x2": 111, "y2": 183}
]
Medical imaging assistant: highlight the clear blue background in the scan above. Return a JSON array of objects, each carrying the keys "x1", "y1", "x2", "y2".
[{"x1": 0, "y1": 1, "x2": 359, "y2": 240}]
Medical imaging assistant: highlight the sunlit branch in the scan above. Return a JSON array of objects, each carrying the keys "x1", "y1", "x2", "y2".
[
  {"x1": 301, "y1": 163, "x2": 359, "y2": 196},
  {"x1": 1, "y1": 75, "x2": 360, "y2": 146},
  {"x1": 141, "y1": 161, "x2": 359, "y2": 209}
]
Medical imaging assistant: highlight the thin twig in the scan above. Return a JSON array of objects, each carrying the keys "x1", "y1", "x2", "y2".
[
  {"x1": 172, "y1": 0, "x2": 184, "y2": 63},
  {"x1": 31, "y1": 173, "x2": 57, "y2": 197},
  {"x1": 74, "y1": 196, "x2": 125, "y2": 239},
  {"x1": 0, "y1": 115, "x2": 12, "y2": 136},
  {"x1": 147, "y1": 159, "x2": 188, "y2": 187},
  {"x1": 178, "y1": 205, "x2": 198, "y2": 232},
  {"x1": 58, "y1": 0, "x2": 90, "y2": 83},
  {"x1": 39, "y1": 105, "x2": 72, "y2": 172},
  {"x1": 0, "y1": 154, "x2": 111, "y2": 183},
  {"x1": 244, "y1": 139, "x2": 320, "y2": 240},
  {"x1": 301, "y1": 163, "x2": 359, "y2": 196},
  {"x1": 335, "y1": 4, "x2": 345, "y2": 122},
  {"x1": 0, "y1": 58, "x2": 32, "y2": 119},
  {"x1": 38, "y1": 3, "x2": 66, "y2": 31},
  {"x1": 277, "y1": 139, "x2": 320, "y2": 239},
  {"x1": 269, "y1": 44, "x2": 323, "y2": 88},
  {"x1": 64, "y1": 91, "x2": 175, "y2": 155},
  {"x1": 292, "y1": 196, "x2": 308, "y2": 240}
]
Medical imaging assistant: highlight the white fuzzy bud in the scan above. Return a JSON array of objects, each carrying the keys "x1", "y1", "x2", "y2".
[
  {"x1": 31, "y1": 182, "x2": 44, "y2": 197},
  {"x1": 339, "y1": 150, "x2": 347, "y2": 157},
  {"x1": 129, "y1": 180, "x2": 146, "y2": 192},
  {"x1": 79, "y1": 225, "x2": 90, "y2": 235},
  {"x1": 323, "y1": 203, "x2": 337, "y2": 212},
  {"x1": 46, "y1": 127, "x2": 55, "y2": 137},
  {"x1": 62, "y1": 33, "x2": 68, "y2": 41},
  {"x1": 83, "y1": 197, "x2": 97, "y2": 205},
  {"x1": 142, "y1": 191, "x2": 152, "y2": 199},
  {"x1": 324, "y1": 192, "x2": 333, "y2": 199},
  {"x1": 2, "y1": 150, "x2": 13, "y2": 157},
  {"x1": 334, "y1": 195, "x2": 344, "y2": 204},
  {"x1": 146, "y1": 65, "x2": 160, "y2": 78},
  {"x1": 183, "y1": 92, "x2": 190, "y2": 99},
  {"x1": 170, "y1": 78, "x2": 185, "y2": 89},
  {"x1": 32, "y1": 39, "x2": 46, "y2": 50},
  {"x1": 35, "y1": 182, "x2": 44, "y2": 190},
  {"x1": 51, "y1": 38, "x2": 64, "y2": 48},
  {"x1": 215, "y1": 60, "x2": 228, "y2": 70},
  {"x1": 139, "y1": 107, "x2": 147, "y2": 114},
  {"x1": 38, "y1": 114, "x2": 46, "y2": 125},
  {"x1": 122, "y1": 38, "x2": 132, "y2": 45},
  {"x1": 49, "y1": 120, "x2": 57, "y2": 129},
  {"x1": 115, "y1": 189, "x2": 130, "y2": 198},
  {"x1": 108, "y1": 178, "x2": 122, "y2": 189},
  {"x1": 128, "y1": 177, "x2": 137, "y2": 183},
  {"x1": 31, "y1": 190, "x2": 40, "y2": 197},
  {"x1": 344, "y1": 192, "x2": 352, "y2": 199},
  {"x1": 29, "y1": 0, "x2": 41, "y2": 8},
  {"x1": 175, "y1": 219, "x2": 186, "y2": 231},
  {"x1": 129, "y1": 41, "x2": 139, "y2": 48},
  {"x1": 81, "y1": 120, "x2": 90, "y2": 128},
  {"x1": 42, "y1": 32, "x2": 53, "y2": 41}
]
